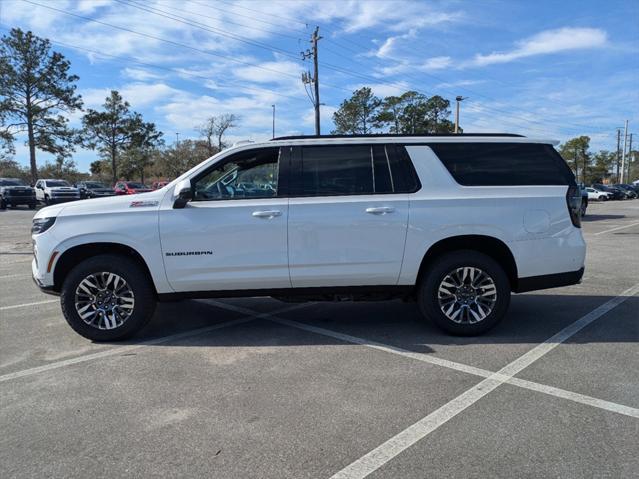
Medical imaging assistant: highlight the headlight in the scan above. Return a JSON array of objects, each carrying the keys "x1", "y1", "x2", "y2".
[{"x1": 32, "y1": 217, "x2": 56, "y2": 235}]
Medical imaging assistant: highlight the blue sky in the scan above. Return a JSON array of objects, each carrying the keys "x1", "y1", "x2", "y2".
[{"x1": 2, "y1": 0, "x2": 638, "y2": 172}]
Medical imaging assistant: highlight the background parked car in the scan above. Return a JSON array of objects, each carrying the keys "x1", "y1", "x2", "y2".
[
  {"x1": 591, "y1": 184, "x2": 624, "y2": 200},
  {"x1": 0, "y1": 177, "x2": 36, "y2": 209},
  {"x1": 34, "y1": 179, "x2": 80, "y2": 205},
  {"x1": 585, "y1": 187, "x2": 611, "y2": 201},
  {"x1": 615, "y1": 184, "x2": 638, "y2": 199},
  {"x1": 578, "y1": 184, "x2": 588, "y2": 216},
  {"x1": 152, "y1": 180, "x2": 169, "y2": 190},
  {"x1": 75, "y1": 181, "x2": 116, "y2": 199},
  {"x1": 113, "y1": 181, "x2": 153, "y2": 195}
]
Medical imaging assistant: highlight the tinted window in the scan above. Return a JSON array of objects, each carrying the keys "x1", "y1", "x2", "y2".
[
  {"x1": 45, "y1": 180, "x2": 70, "y2": 187},
  {"x1": 390, "y1": 145, "x2": 421, "y2": 193},
  {"x1": 300, "y1": 145, "x2": 374, "y2": 196},
  {"x1": 429, "y1": 143, "x2": 573, "y2": 186},
  {"x1": 298, "y1": 144, "x2": 417, "y2": 197},
  {"x1": 193, "y1": 148, "x2": 280, "y2": 201},
  {"x1": 0, "y1": 179, "x2": 25, "y2": 186}
]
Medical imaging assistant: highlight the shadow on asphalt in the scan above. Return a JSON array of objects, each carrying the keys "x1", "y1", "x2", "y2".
[
  {"x1": 582, "y1": 213, "x2": 626, "y2": 222},
  {"x1": 116, "y1": 295, "x2": 638, "y2": 351}
]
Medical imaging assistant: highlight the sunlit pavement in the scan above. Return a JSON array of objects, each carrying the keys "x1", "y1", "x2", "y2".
[{"x1": 1, "y1": 200, "x2": 638, "y2": 478}]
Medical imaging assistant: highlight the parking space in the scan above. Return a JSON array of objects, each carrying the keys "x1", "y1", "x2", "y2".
[{"x1": 1, "y1": 201, "x2": 638, "y2": 478}]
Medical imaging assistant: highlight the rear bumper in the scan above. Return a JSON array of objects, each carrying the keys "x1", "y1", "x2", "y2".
[{"x1": 514, "y1": 267, "x2": 584, "y2": 293}]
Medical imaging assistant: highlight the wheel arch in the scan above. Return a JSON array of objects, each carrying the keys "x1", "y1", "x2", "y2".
[
  {"x1": 53, "y1": 242, "x2": 156, "y2": 294},
  {"x1": 416, "y1": 235, "x2": 518, "y2": 290}
]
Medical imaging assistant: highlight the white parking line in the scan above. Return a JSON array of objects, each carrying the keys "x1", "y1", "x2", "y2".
[
  {"x1": 326, "y1": 281, "x2": 639, "y2": 479},
  {"x1": 0, "y1": 302, "x2": 309, "y2": 383},
  {"x1": 593, "y1": 221, "x2": 639, "y2": 236},
  {"x1": 271, "y1": 317, "x2": 639, "y2": 419},
  {"x1": 0, "y1": 299, "x2": 58, "y2": 311}
]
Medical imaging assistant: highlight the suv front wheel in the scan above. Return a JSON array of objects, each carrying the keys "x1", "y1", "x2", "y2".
[
  {"x1": 60, "y1": 254, "x2": 156, "y2": 341},
  {"x1": 418, "y1": 250, "x2": 510, "y2": 336}
]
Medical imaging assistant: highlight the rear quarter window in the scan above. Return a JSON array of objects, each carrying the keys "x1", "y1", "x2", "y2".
[{"x1": 429, "y1": 143, "x2": 574, "y2": 186}]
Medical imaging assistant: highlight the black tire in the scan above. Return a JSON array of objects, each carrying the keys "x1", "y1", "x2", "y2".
[
  {"x1": 60, "y1": 254, "x2": 156, "y2": 341},
  {"x1": 0, "y1": 197, "x2": 6, "y2": 210},
  {"x1": 44, "y1": 195, "x2": 50, "y2": 206},
  {"x1": 28, "y1": 203, "x2": 36, "y2": 210},
  {"x1": 417, "y1": 250, "x2": 510, "y2": 336}
]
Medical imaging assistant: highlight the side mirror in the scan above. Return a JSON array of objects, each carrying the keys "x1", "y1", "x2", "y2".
[{"x1": 173, "y1": 179, "x2": 193, "y2": 209}]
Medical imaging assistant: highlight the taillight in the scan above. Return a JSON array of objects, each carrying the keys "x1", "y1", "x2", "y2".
[{"x1": 566, "y1": 185, "x2": 582, "y2": 228}]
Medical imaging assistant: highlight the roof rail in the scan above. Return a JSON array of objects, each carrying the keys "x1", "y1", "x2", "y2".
[{"x1": 270, "y1": 133, "x2": 525, "y2": 141}]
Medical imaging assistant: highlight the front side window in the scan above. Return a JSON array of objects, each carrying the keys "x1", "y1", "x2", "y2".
[{"x1": 193, "y1": 148, "x2": 280, "y2": 201}]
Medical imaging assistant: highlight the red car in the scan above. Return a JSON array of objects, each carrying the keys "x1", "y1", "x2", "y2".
[
  {"x1": 152, "y1": 180, "x2": 169, "y2": 190},
  {"x1": 113, "y1": 181, "x2": 153, "y2": 195}
]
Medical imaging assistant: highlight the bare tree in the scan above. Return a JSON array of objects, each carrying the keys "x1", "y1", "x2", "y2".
[{"x1": 198, "y1": 114, "x2": 240, "y2": 153}]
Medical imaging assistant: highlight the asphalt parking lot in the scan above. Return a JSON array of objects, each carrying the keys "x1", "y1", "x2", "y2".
[{"x1": 1, "y1": 201, "x2": 638, "y2": 478}]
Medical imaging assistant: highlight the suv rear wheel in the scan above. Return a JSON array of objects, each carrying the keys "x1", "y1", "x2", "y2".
[
  {"x1": 418, "y1": 250, "x2": 510, "y2": 335},
  {"x1": 60, "y1": 254, "x2": 156, "y2": 341}
]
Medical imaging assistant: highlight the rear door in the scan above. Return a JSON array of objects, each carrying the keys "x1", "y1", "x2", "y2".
[{"x1": 287, "y1": 144, "x2": 418, "y2": 287}]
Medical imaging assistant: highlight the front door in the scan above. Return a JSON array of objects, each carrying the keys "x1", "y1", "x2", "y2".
[
  {"x1": 288, "y1": 144, "x2": 415, "y2": 287},
  {"x1": 159, "y1": 147, "x2": 290, "y2": 292}
]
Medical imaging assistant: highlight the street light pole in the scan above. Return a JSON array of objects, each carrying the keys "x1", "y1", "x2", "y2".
[
  {"x1": 271, "y1": 104, "x2": 275, "y2": 139},
  {"x1": 621, "y1": 120, "x2": 629, "y2": 183},
  {"x1": 455, "y1": 96, "x2": 467, "y2": 134}
]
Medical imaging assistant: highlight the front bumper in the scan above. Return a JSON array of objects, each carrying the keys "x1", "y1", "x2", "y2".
[
  {"x1": 32, "y1": 271, "x2": 60, "y2": 296},
  {"x1": 48, "y1": 196, "x2": 80, "y2": 204},
  {"x1": 5, "y1": 197, "x2": 36, "y2": 205}
]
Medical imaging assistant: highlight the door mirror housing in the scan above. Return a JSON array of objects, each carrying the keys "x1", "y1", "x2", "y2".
[{"x1": 173, "y1": 179, "x2": 193, "y2": 209}]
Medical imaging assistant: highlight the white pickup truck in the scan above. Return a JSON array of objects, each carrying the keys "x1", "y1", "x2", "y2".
[
  {"x1": 34, "y1": 179, "x2": 80, "y2": 205},
  {"x1": 31, "y1": 134, "x2": 586, "y2": 340}
]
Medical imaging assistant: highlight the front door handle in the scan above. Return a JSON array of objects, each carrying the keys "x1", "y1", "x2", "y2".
[
  {"x1": 365, "y1": 206, "x2": 395, "y2": 215},
  {"x1": 252, "y1": 210, "x2": 282, "y2": 218}
]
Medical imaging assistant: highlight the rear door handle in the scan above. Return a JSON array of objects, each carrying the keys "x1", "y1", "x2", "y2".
[
  {"x1": 365, "y1": 206, "x2": 395, "y2": 215},
  {"x1": 252, "y1": 210, "x2": 282, "y2": 218}
]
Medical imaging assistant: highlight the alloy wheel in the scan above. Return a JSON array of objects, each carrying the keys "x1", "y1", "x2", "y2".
[
  {"x1": 74, "y1": 272, "x2": 135, "y2": 330},
  {"x1": 437, "y1": 266, "x2": 497, "y2": 324}
]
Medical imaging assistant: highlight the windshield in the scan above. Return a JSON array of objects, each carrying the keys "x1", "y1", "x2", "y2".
[
  {"x1": 45, "y1": 180, "x2": 70, "y2": 187},
  {"x1": 0, "y1": 178, "x2": 26, "y2": 186},
  {"x1": 126, "y1": 182, "x2": 147, "y2": 189},
  {"x1": 85, "y1": 182, "x2": 107, "y2": 188}
]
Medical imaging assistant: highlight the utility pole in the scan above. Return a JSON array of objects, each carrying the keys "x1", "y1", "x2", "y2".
[
  {"x1": 615, "y1": 127, "x2": 623, "y2": 183},
  {"x1": 620, "y1": 120, "x2": 628, "y2": 183},
  {"x1": 626, "y1": 133, "x2": 634, "y2": 181},
  {"x1": 301, "y1": 27, "x2": 322, "y2": 135},
  {"x1": 175, "y1": 132, "x2": 180, "y2": 147},
  {"x1": 454, "y1": 96, "x2": 467, "y2": 134},
  {"x1": 271, "y1": 104, "x2": 275, "y2": 139}
]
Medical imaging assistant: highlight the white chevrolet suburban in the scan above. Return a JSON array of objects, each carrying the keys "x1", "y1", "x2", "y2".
[{"x1": 31, "y1": 134, "x2": 586, "y2": 340}]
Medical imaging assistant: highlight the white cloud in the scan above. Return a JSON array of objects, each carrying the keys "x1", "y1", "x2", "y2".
[
  {"x1": 121, "y1": 68, "x2": 164, "y2": 81},
  {"x1": 421, "y1": 56, "x2": 452, "y2": 71},
  {"x1": 469, "y1": 27, "x2": 608, "y2": 67}
]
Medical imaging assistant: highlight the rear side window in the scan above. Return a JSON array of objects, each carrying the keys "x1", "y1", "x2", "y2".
[
  {"x1": 429, "y1": 143, "x2": 574, "y2": 186},
  {"x1": 296, "y1": 144, "x2": 420, "y2": 197}
]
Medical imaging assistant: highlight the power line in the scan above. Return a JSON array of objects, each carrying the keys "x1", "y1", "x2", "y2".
[
  {"x1": 115, "y1": 0, "x2": 301, "y2": 60},
  {"x1": 147, "y1": 1, "x2": 614, "y2": 134},
  {"x1": 18, "y1": 0, "x2": 621, "y2": 137},
  {"x1": 0, "y1": 25, "x2": 304, "y2": 102}
]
